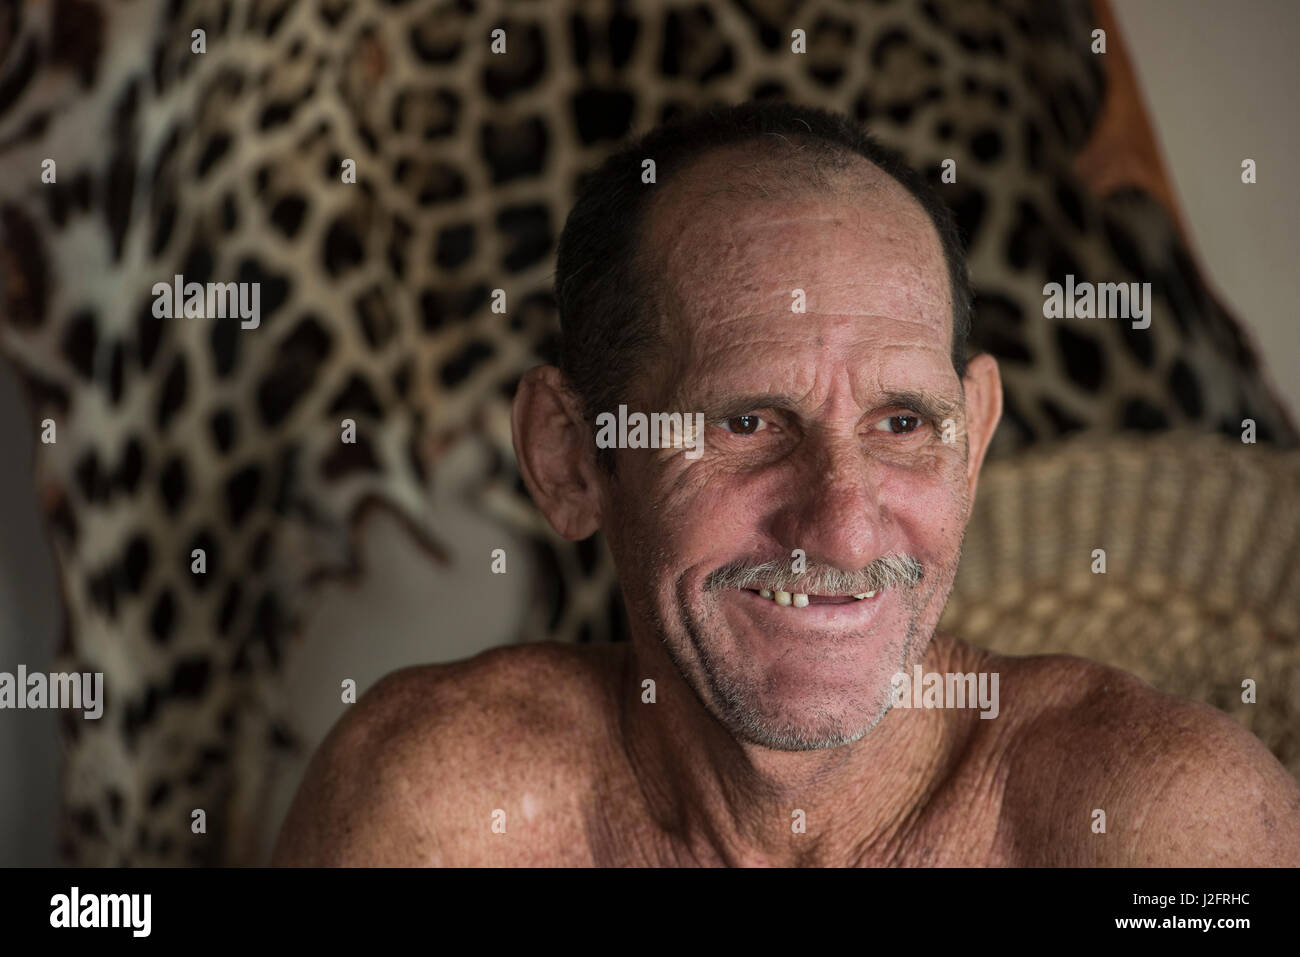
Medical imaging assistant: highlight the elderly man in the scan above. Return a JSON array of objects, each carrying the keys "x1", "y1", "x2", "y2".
[{"x1": 274, "y1": 102, "x2": 1300, "y2": 867}]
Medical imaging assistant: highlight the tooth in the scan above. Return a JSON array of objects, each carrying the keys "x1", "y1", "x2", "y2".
[
  {"x1": 759, "y1": 589, "x2": 772, "y2": 599},
  {"x1": 774, "y1": 591, "x2": 792, "y2": 606},
  {"x1": 792, "y1": 593, "x2": 809, "y2": 608},
  {"x1": 853, "y1": 591, "x2": 877, "y2": 600}
]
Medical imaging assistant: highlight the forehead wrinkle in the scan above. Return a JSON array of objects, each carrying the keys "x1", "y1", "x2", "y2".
[
  {"x1": 671, "y1": 280, "x2": 951, "y2": 339},
  {"x1": 655, "y1": 308, "x2": 957, "y2": 415},
  {"x1": 651, "y1": 178, "x2": 936, "y2": 291},
  {"x1": 668, "y1": 234, "x2": 943, "y2": 291},
  {"x1": 661, "y1": 350, "x2": 827, "y2": 414},
  {"x1": 674, "y1": 312, "x2": 953, "y2": 374},
  {"x1": 640, "y1": 172, "x2": 956, "y2": 409},
  {"x1": 658, "y1": 245, "x2": 951, "y2": 350}
]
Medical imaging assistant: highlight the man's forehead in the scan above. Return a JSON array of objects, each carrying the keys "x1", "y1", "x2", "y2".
[
  {"x1": 666, "y1": 336, "x2": 960, "y2": 412},
  {"x1": 644, "y1": 192, "x2": 952, "y2": 359},
  {"x1": 673, "y1": 255, "x2": 951, "y2": 325},
  {"x1": 645, "y1": 157, "x2": 948, "y2": 311}
]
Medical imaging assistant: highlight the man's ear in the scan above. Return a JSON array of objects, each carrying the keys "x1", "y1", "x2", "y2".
[
  {"x1": 510, "y1": 365, "x2": 604, "y2": 541},
  {"x1": 961, "y1": 353, "x2": 1002, "y2": 503}
]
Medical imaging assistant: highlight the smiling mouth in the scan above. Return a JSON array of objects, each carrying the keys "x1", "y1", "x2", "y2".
[{"x1": 744, "y1": 588, "x2": 878, "y2": 608}]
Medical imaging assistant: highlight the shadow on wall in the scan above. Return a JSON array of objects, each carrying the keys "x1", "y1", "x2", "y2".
[{"x1": 0, "y1": 359, "x2": 61, "y2": 866}]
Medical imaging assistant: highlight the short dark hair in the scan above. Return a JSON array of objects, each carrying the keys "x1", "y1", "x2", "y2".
[{"x1": 553, "y1": 100, "x2": 973, "y2": 434}]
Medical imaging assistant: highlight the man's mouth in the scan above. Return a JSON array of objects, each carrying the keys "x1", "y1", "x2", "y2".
[{"x1": 744, "y1": 588, "x2": 878, "y2": 608}]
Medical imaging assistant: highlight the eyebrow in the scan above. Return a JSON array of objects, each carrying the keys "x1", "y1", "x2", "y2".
[
  {"x1": 680, "y1": 388, "x2": 962, "y2": 423},
  {"x1": 685, "y1": 392, "x2": 802, "y2": 421},
  {"x1": 879, "y1": 390, "x2": 962, "y2": 422}
]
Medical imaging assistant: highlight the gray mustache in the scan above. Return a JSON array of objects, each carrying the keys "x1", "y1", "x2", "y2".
[{"x1": 704, "y1": 552, "x2": 923, "y2": 595}]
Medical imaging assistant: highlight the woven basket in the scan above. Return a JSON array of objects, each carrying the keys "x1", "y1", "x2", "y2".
[{"x1": 940, "y1": 431, "x2": 1300, "y2": 778}]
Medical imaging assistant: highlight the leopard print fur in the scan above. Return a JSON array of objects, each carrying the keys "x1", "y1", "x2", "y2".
[{"x1": 0, "y1": 0, "x2": 1293, "y2": 863}]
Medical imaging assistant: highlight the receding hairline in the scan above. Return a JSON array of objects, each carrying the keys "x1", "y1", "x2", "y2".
[
  {"x1": 653, "y1": 135, "x2": 905, "y2": 212},
  {"x1": 633, "y1": 138, "x2": 950, "y2": 333}
]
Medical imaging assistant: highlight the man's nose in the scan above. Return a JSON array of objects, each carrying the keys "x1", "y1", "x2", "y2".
[{"x1": 768, "y1": 434, "x2": 891, "y2": 572}]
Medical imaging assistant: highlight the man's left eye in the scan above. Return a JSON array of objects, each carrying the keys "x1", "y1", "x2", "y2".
[
  {"x1": 723, "y1": 415, "x2": 766, "y2": 435},
  {"x1": 875, "y1": 414, "x2": 922, "y2": 434}
]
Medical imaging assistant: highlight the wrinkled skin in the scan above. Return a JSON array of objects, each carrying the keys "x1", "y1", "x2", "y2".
[
  {"x1": 505, "y1": 148, "x2": 1009, "y2": 861},
  {"x1": 275, "y1": 149, "x2": 1300, "y2": 868},
  {"x1": 599, "y1": 151, "x2": 997, "y2": 753}
]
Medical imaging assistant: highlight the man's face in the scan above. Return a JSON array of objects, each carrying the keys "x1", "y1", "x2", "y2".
[{"x1": 598, "y1": 157, "x2": 979, "y2": 751}]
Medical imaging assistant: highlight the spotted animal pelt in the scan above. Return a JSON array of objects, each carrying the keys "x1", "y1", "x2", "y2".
[{"x1": 0, "y1": 0, "x2": 1292, "y2": 864}]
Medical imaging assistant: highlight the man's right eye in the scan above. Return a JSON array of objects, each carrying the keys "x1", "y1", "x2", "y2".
[{"x1": 723, "y1": 415, "x2": 765, "y2": 435}]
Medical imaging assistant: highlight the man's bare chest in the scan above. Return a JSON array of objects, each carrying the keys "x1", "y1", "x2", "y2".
[{"x1": 487, "y1": 761, "x2": 1019, "y2": 867}]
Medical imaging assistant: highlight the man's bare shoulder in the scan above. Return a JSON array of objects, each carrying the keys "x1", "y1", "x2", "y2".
[
  {"x1": 963, "y1": 640, "x2": 1300, "y2": 866},
  {"x1": 272, "y1": 642, "x2": 620, "y2": 866}
]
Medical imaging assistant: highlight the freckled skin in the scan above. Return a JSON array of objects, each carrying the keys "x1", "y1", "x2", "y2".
[
  {"x1": 612, "y1": 164, "x2": 972, "y2": 751},
  {"x1": 273, "y1": 150, "x2": 1300, "y2": 868}
]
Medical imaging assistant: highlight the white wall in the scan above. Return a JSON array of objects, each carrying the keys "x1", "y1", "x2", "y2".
[{"x1": 1112, "y1": 0, "x2": 1300, "y2": 420}]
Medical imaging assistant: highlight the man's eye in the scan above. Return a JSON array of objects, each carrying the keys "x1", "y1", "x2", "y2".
[
  {"x1": 723, "y1": 415, "x2": 765, "y2": 435},
  {"x1": 875, "y1": 414, "x2": 922, "y2": 434}
]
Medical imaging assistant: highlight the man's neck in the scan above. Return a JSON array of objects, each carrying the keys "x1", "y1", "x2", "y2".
[{"x1": 611, "y1": 635, "x2": 965, "y2": 867}]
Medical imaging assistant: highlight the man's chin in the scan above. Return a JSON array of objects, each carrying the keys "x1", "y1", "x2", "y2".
[
  {"x1": 722, "y1": 707, "x2": 883, "y2": 748},
  {"x1": 712, "y1": 692, "x2": 892, "y2": 752},
  {"x1": 670, "y1": 584, "x2": 923, "y2": 751},
  {"x1": 698, "y1": 625, "x2": 908, "y2": 751}
]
